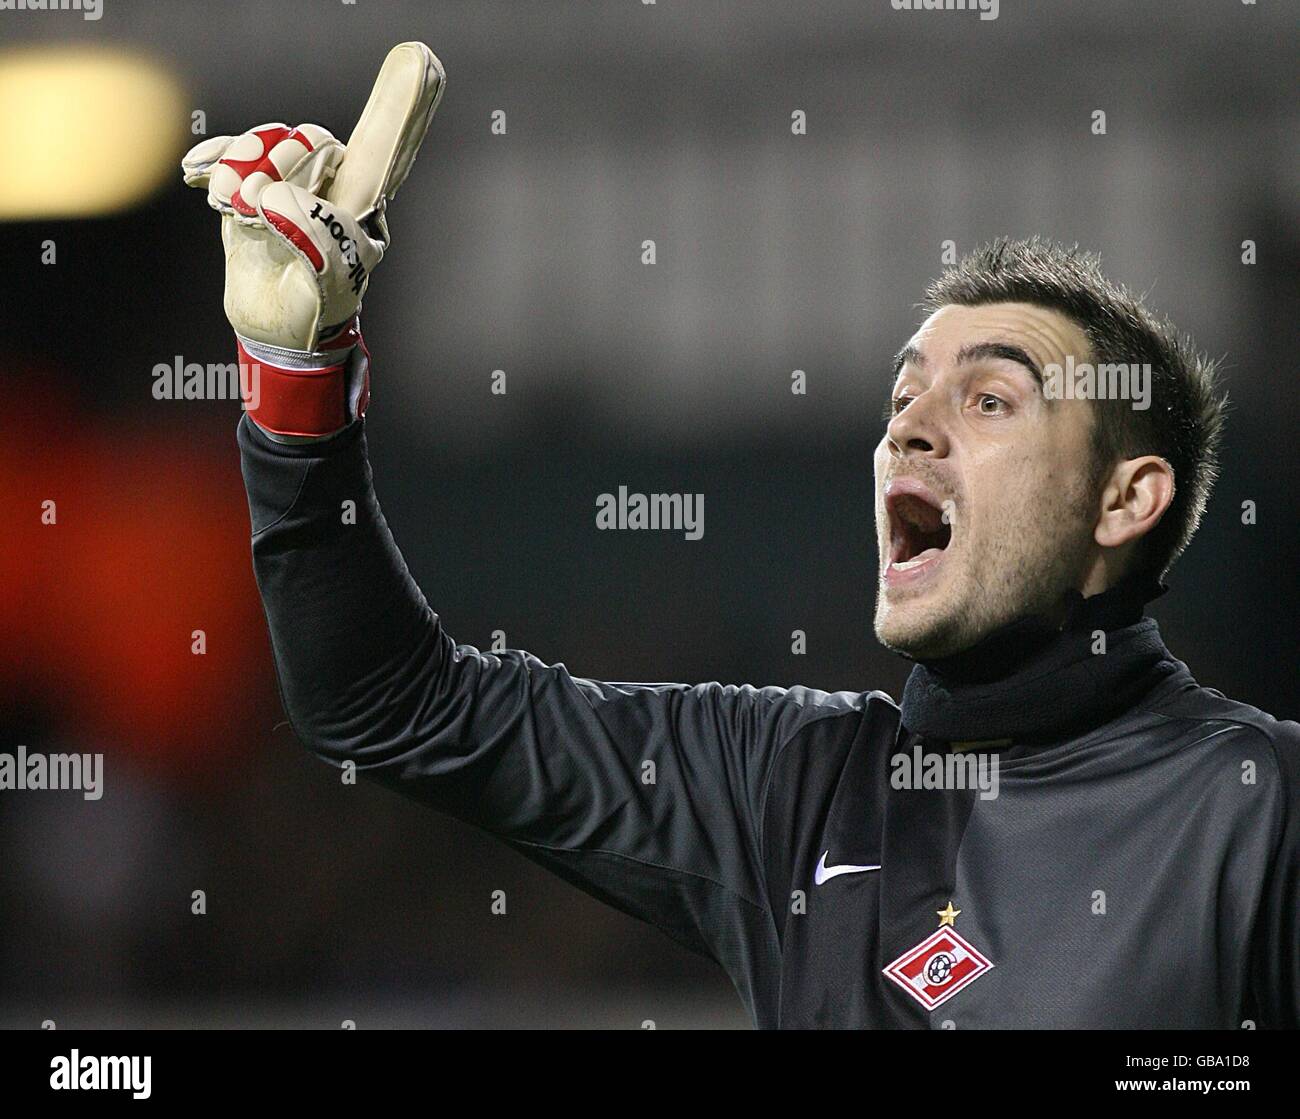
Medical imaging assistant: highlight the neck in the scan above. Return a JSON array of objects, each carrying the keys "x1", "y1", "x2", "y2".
[{"x1": 898, "y1": 575, "x2": 1178, "y2": 743}]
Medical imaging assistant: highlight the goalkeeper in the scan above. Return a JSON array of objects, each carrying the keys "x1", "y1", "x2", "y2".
[{"x1": 183, "y1": 43, "x2": 1299, "y2": 1029}]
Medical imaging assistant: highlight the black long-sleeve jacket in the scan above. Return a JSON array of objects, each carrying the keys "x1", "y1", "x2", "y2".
[{"x1": 238, "y1": 415, "x2": 1300, "y2": 1029}]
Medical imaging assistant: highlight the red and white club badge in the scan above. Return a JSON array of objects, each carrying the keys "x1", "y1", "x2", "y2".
[{"x1": 883, "y1": 901, "x2": 993, "y2": 1010}]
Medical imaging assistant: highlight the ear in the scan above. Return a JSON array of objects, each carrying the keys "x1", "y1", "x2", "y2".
[{"x1": 1093, "y1": 456, "x2": 1175, "y2": 550}]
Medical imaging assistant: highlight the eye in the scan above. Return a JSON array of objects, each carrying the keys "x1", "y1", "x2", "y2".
[
  {"x1": 976, "y1": 393, "x2": 1008, "y2": 415},
  {"x1": 890, "y1": 394, "x2": 914, "y2": 416}
]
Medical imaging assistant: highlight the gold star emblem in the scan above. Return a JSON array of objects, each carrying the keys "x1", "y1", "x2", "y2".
[{"x1": 936, "y1": 901, "x2": 961, "y2": 927}]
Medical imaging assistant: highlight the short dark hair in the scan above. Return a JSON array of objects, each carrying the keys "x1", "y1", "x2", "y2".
[{"x1": 921, "y1": 236, "x2": 1227, "y2": 579}]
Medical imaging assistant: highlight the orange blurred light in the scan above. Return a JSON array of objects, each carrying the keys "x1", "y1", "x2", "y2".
[
  {"x1": 0, "y1": 381, "x2": 275, "y2": 776},
  {"x1": 0, "y1": 46, "x2": 185, "y2": 219}
]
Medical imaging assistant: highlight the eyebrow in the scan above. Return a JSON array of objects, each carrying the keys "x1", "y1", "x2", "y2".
[
  {"x1": 891, "y1": 341, "x2": 1044, "y2": 389},
  {"x1": 891, "y1": 344, "x2": 923, "y2": 378}
]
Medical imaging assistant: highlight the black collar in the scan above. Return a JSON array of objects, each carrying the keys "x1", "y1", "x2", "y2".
[{"x1": 899, "y1": 576, "x2": 1180, "y2": 744}]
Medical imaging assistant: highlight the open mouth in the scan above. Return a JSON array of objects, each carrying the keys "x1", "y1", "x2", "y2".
[{"x1": 885, "y1": 479, "x2": 953, "y2": 582}]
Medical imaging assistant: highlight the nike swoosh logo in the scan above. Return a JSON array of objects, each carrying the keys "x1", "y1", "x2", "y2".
[{"x1": 814, "y1": 851, "x2": 881, "y2": 885}]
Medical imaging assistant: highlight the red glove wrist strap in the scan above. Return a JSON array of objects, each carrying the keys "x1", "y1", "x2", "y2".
[{"x1": 236, "y1": 324, "x2": 369, "y2": 438}]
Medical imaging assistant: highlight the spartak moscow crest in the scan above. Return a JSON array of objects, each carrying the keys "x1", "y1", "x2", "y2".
[{"x1": 882, "y1": 901, "x2": 993, "y2": 1010}]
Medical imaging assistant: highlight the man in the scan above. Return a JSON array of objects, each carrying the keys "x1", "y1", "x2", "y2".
[{"x1": 183, "y1": 44, "x2": 1297, "y2": 1028}]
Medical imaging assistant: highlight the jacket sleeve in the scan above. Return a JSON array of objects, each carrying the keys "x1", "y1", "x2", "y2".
[
  {"x1": 237, "y1": 414, "x2": 859, "y2": 1015},
  {"x1": 1248, "y1": 720, "x2": 1300, "y2": 1029}
]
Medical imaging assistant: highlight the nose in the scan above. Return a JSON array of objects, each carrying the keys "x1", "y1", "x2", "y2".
[{"x1": 885, "y1": 388, "x2": 950, "y2": 460}]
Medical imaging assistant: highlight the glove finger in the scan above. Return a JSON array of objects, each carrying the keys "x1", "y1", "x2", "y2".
[
  {"x1": 181, "y1": 134, "x2": 237, "y2": 189},
  {"x1": 254, "y1": 182, "x2": 385, "y2": 330},
  {"x1": 327, "y1": 42, "x2": 445, "y2": 221},
  {"x1": 285, "y1": 134, "x2": 346, "y2": 195},
  {"x1": 231, "y1": 123, "x2": 344, "y2": 216},
  {"x1": 199, "y1": 121, "x2": 287, "y2": 212},
  {"x1": 206, "y1": 122, "x2": 344, "y2": 219}
]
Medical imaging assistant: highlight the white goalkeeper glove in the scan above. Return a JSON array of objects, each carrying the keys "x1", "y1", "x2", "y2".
[{"x1": 182, "y1": 41, "x2": 445, "y2": 437}]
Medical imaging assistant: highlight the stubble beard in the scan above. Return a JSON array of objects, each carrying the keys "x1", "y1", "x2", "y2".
[{"x1": 874, "y1": 481, "x2": 1095, "y2": 661}]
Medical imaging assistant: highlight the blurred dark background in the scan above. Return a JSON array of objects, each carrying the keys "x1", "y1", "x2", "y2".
[{"x1": 0, "y1": 0, "x2": 1295, "y2": 1028}]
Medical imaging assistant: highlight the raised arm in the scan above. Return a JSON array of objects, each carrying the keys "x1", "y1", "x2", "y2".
[
  {"x1": 184, "y1": 43, "x2": 863, "y2": 1017},
  {"x1": 238, "y1": 411, "x2": 857, "y2": 1013}
]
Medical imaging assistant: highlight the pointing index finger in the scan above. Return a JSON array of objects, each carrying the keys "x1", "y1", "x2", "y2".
[{"x1": 328, "y1": 41, "x2": 446, "y2": 220}]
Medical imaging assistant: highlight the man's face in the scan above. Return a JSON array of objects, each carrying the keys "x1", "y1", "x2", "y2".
[{"x1": 873, "y1": 302, "x2": 1100, "y2": 659}]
